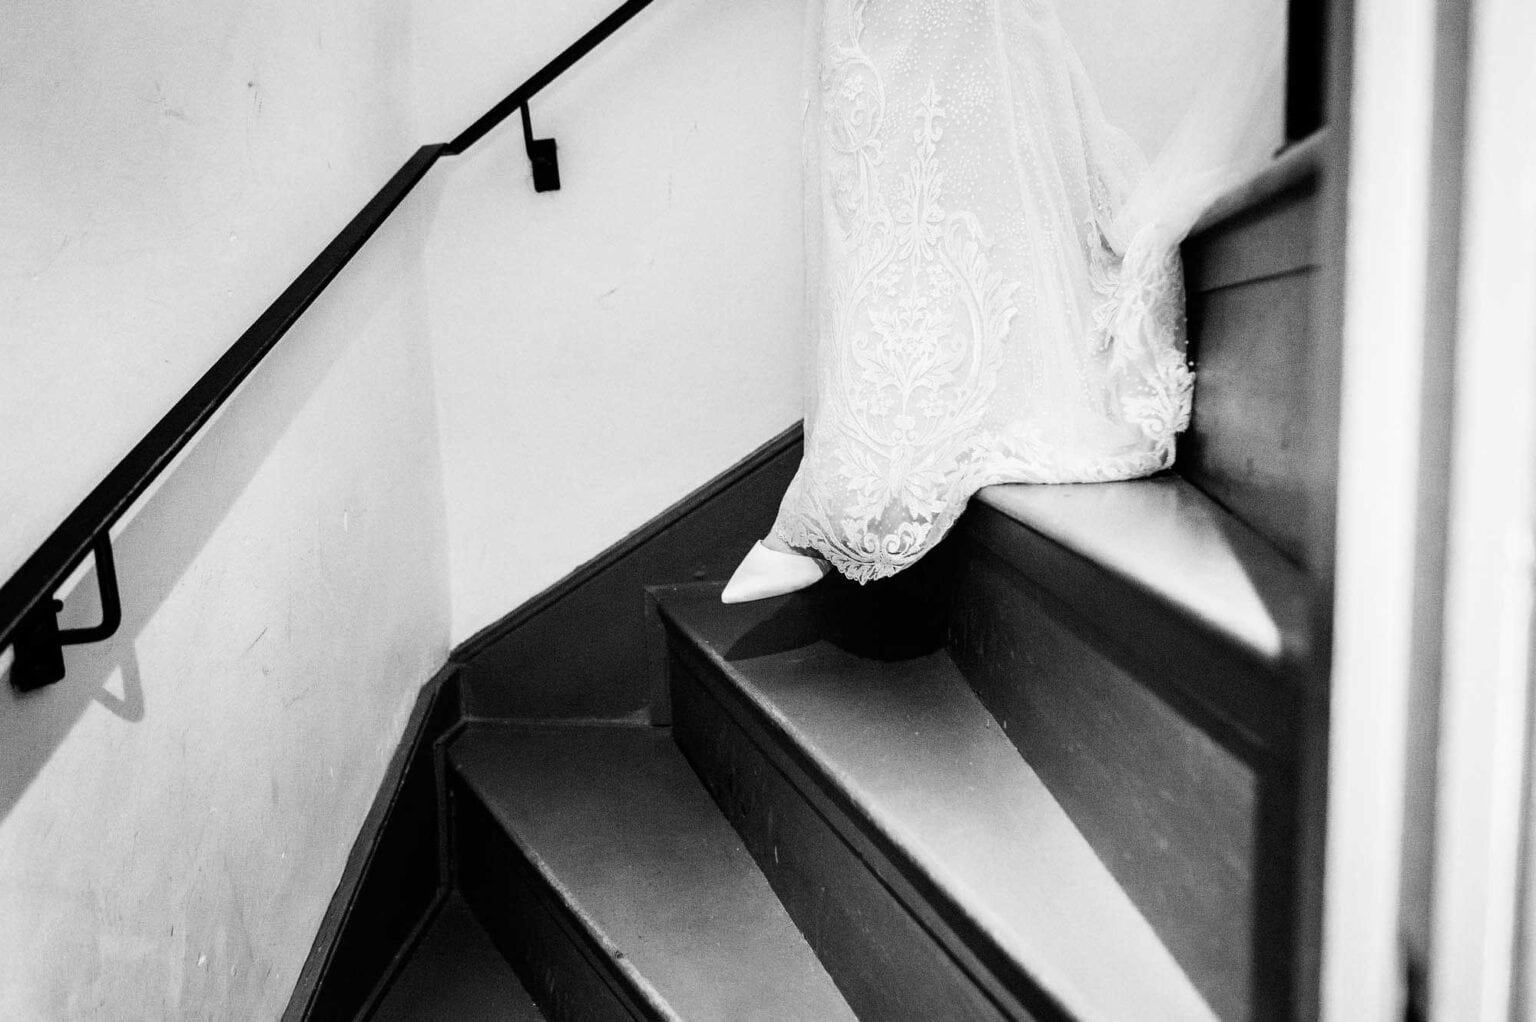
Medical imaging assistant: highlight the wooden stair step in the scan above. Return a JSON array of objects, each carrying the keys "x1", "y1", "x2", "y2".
[
  {"x1": 967, "y1": 476, "x2": 1313, "y2": 750},
  {"x1": 372, "y1": 893, "x2": 547, "y2": 1022},
  {"x1": 1181, "y1": 137, "x2": 1326, "y2": 572},
  {"x1": 448, "y1": 721, "x2": 856, "y2": 1022},
  {"x1": 951, "y1": 476, "x2": 1316, "y2": 1020},
  {"x1": 653, "y1": 582, "x2": 1218, "y2": 1022},
  {"x1": 977, "y1": 478, "x2": 1310, "y2": 663}
]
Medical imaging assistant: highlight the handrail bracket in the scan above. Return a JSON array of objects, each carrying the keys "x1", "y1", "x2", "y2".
[
  {"x1": 520, "y1": 104, "x2": 561, "y2": 193},
  {"x1": 10, "y1": 534, "x2": 123, "y2": 693}
]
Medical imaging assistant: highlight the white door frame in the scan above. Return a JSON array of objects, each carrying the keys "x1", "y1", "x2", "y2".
[{"x1": 1321, "y1": 0, "x2": 1536, "y2": 1018}]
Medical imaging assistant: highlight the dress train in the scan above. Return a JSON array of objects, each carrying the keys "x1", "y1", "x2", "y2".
[{"x1": 726, "y1": 0, "x2": 1283, "y2": 600}]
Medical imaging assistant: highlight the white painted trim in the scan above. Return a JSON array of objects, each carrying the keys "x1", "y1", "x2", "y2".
[
  {"x1": 1321, "y1": 0, "x2": 1440, "y2": 1016},
  {"x1": 1428, "y1": 0, "x2": 1536, "y2": 1016}
]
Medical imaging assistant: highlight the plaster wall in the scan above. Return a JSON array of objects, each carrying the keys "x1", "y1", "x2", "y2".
[
  {"x1": 0, "y1": 0, "x2": 419, "y2": 583},
  {"x1": 0, "y1": 183, "x2": 449, "y2": 1018},
  {"x1": 0, "y1": 2, "x2": 449, "y2": 1017},
  {"x1": 416, "y1": 0, "x2": 810, "y2": 642}
]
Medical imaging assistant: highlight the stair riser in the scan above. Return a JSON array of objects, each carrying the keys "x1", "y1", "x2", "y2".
[
  {"x1": 1186, "y1": 270, "x2": 1319, "y2": 569},
  {"x1": 947, "y1": 541, "x2": 1299, "y2": 1021},
  {"x1": 451, "y1": 778, "x2": 657, "y2": 1022},
  {"x1": 1183, "y1": 176, "x2": 1324, "y2": 572},
  {"x1": 667, "y1": 645, "x2": 1062, "y2": 1022},
  {"x1": 958, "y1": 502, "x2": 1294, "y2": 751}
]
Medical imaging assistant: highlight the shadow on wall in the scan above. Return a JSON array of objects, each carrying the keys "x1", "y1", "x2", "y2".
[{"x1": 0, "y1": 175, "x2": 444, "y2": 825}]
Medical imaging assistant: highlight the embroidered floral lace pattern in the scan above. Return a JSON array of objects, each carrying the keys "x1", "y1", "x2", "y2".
[{"x1": 773, "y1": 0, "x2": 1202, "y2": 583}]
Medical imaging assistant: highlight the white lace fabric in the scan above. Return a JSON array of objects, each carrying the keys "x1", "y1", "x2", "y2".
[{"x1": 772, "y1": 0, "x2": 1280, "y2": 584}]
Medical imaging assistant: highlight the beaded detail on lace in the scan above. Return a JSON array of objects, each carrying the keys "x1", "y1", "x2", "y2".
[{"x1": 774, "y1": 0, "x2": 1194, "y2": 583}]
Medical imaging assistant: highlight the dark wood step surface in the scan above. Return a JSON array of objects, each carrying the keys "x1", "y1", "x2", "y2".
[
  {"x1": 1180, "y1": 135, "x2": 1329, "y2": 573},
  {"x1": 967, "y1": 476, "x2": 1313, "y2": 754},
  {"x1": 978, "y1": 479, "x2": 1310, "y2": 665},
  {"x1": 449, "y1": 722, "x2": 855, "y2": 1022},
  {"x1": 371, "y1": 893, "x2": 546, "y2": 1022},
  {"x1": 952, "y1": 476, "x2": 1314, "y2": 1020},
  {"x1": 654, "y1": 582, "x2": 1217, "y2": 1022}
]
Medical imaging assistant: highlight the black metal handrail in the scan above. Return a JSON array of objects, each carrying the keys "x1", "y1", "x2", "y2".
[{"x1": 0, "y1": 0, "x2": 657, "y2": 690}]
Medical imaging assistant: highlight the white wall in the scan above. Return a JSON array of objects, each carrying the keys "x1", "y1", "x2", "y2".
[
  {"x1": 0, "y1": 187, "x2": 449, "y2": 1018},
  {"x1": 0, "y1": 0, "x2": 418, "y2": 584},
  {"x1": 0, "y1": 3, "x2": 450, "y2": 1017},
  {"x1": 415, "y1": 0, "x2": 809, "y2": 642}
]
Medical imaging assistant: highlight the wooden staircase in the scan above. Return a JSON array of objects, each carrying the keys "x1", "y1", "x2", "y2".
[
  {"x1": 336, "y1": 138, "x2": 1331, "y2": 1022},
  {"x1": 654, "y1": 578, "x2": 1218, "y2": 1021},
  {"x1": 449, "y1": 722, "x2": 854, "y2": 1020}
]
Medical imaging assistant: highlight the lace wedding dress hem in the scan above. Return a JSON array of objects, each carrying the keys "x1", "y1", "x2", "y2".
[
  {"x1": 761, "y1": 0, "x2": 1279, "y2": 587},
  {"x1": 773, "y1": 395, "x2": 1182, "y2": 586}
]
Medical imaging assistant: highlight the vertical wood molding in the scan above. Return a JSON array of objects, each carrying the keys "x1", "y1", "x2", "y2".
[
  {"x1": 1321, "y1": 0, "x2": 1441, "y2": 1016},
  {"x1": 1428, "y1": 0, "x2": 1536, "y2": 1016},
  {"x1": 1397, "y1": 0, "x2": 1475, "y2": 1002}
]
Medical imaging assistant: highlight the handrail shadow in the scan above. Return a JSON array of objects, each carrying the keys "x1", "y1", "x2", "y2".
[
  {"x1": 0, "y1": 178, "x2": 442, "y2": 824},
  {"x1": 0, "y1": 0, "x2": 660, "y2": 685}
]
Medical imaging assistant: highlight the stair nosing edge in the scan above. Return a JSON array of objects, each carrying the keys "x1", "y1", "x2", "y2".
[
  {"x1": 449, "y1": 727, "x2": 684, "y2": 1022},
  {"x1": 969, "y1": 481, "x2": 1312, "y2": 675},
  {"x1": 659, "y1": 600, "x2": 1200, "y2": 1022}
]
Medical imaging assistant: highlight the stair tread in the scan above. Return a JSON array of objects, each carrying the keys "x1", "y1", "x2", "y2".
[
  {"x1": 973, "y1": 476, "x2": 1311, "y2": 672},
  {"x1": 656, "y1": 583, "x2": 1220, "y2": 1022},
  {"x1": 372, "y1": 893, "x2": 546, "y2": 1022},
  {"x1": 449, "y1": 722, "x2": 857, "y2": 1022},
  {"x1": 975, "y1": 475, "x2": 1311, "y2": 673}
]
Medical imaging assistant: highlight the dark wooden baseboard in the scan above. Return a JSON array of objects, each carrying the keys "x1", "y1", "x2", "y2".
[
  {"x1": 452, "y1": 422, "x2": 804, "y2": 721},
  {"x1": 284, "y1": 665, "x2": 464, "y2": 1022},
  {"x1": 286, "y1": 423, "x2": 803, "y2": 1017}
]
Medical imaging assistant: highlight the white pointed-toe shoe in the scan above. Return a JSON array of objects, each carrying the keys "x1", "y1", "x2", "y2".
[{"x1": 720, "y1": 541, "x2": 830, "y2": 604}]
